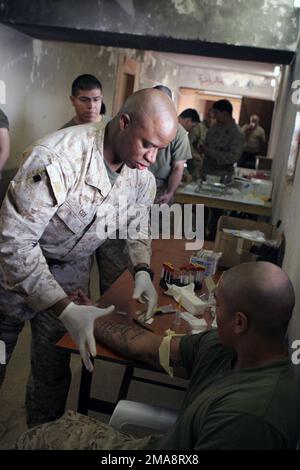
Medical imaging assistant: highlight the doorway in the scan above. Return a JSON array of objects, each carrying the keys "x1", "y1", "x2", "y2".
[
  {"x1": 239, "y1": 97, "x2": 274, "y2": 155},
  {"x1": 112, "y1": 56, "x2": 140, "y2": 114},
  {"x1": 177, "y1": 87, "x2": 242, "y2": 123}
]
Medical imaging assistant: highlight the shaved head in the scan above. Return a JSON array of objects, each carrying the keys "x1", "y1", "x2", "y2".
[
  {"x1": 108, "y1": 88, "x2": 178, "y2": 170},
  {"x1": 121, "y1": 88, "x2": 177, "y2": 137},
  {"x1": 218, "y1": 262, "x2": 295, "y2": 339}
]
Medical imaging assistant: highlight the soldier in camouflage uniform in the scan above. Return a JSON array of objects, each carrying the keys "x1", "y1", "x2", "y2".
[
  {"x1": 97, "y1": 85, "x2": 192, "y2": 293},
  {"x1": 178, "y1": 108, "x2": 207, "y2": 180},
  {"x1": 59, "y1": 74, "x2": 123, "y2": 297},
  {"x1": 201, "y1": 99, "x2": 245, "y2": 240},
  {"x1": 0, "y1": 89, "x2": 178, "y2": 427},
  {"x1": 60, "y1": 74, "x2": 106, "y2": 129},
  {"x1": 201, "y1": 100, "x2": 245, "y2": 183}
]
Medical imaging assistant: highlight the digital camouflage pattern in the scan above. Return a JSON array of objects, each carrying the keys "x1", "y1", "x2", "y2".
[
  {"x1": 16, "y1": 409, "x2": 155, "y2": 450},
  {"x1": 186, "y1": 122, "x2": 207, "y2": 180},
  {"x1": 0, "y1": 120, "x2": 156, "y2": 424},
  {"x1": 202, "y1": 121, "x2": 245, "y2": 181},
  {"x1": 0, "y1": 120, "x2": 156, "y2": 315}
]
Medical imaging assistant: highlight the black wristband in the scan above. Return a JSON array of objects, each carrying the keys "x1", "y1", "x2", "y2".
[{"x1": 133, "y1": 266, "x2": 154, "y2": 281}]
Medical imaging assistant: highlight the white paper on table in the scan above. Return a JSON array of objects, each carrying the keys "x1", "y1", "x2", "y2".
[
  {"x1": 164, "y1": 282, "x2": 207, "y2": 315},
  {"x1": 180, "y1": 311, "x2": 208, "y2": 331}
]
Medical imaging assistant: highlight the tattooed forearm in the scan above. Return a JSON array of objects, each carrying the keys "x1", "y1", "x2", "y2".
[{"x1": 94, "y1": 314, "x2": 163, "y2": 369}]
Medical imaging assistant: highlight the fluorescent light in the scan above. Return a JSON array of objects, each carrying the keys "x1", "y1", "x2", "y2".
[{"x1": 294, "y1": 0, "x2": 300, "y2": 7}]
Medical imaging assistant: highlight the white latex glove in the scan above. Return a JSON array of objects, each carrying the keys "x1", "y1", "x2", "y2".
[
  {"x1": 132, "y1": 271, "x2": 158, "y2": 321},
  {"x1": 59, "y1": 302, "x2": 115, "y2": 372}
]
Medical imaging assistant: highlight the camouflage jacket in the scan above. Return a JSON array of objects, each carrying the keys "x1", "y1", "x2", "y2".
[
  {"x1": 0, "y1": 121, "x2": 156, "y2": 312},
  {"x1": 203, "y1": 121, "x2": 245, "y2": 179}
]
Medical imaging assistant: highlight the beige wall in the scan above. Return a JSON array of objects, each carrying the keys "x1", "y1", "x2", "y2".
[
  {"x1": 268, "y1": 57, "x2": 300, "y2": 386},
  {"x1": 0, "y1": 24, "x2": 179, "y2": 182}
]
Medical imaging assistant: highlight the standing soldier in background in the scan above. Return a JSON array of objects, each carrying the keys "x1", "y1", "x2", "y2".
[
  {"x1": 178, "y1": 108, "x2": 207, "y2": 180},
  {"x1": 60, "y1": 74, "x2": 106, "y2": 129},
  {"x1": 239, "y1": 114, "x2": 266, "y2": 169},
  {"x1": 200, "y1": 100, "x2": 244, "y2": 184},
  {"x1": 200, "y1": 99, "x2": 244, "y2": 240},
  {"x1": 150, "y1": 85, "x2": 192, "y2": 205}
]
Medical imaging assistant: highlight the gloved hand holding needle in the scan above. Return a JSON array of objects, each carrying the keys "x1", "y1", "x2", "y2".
[{"x1": 132, "y1": 270, "x2": 158, "y2": 321}]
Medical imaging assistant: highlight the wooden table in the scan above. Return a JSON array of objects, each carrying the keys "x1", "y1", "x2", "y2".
[
  {"x1": 175, "y1": 184, "x2": 272, "y2": 218},
  {"x1": 57, "y1": 239, "x2": 215, "y2": 415}
]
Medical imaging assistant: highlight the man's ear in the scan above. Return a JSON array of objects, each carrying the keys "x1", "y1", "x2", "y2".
[
  {"x1": 234, "y1": 311, "x2": 248, "y2": 334},
  {"x1": 70, "y1": 96, "x2": 76, "y2": 108},
  {"x1": 120, "y1": 113, "x2": 131, "y2": 130}
]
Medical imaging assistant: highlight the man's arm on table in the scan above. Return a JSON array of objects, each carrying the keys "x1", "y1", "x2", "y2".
[
  {"x1": 94, "y1": 312, "x2": 187, "y2": 377},
  {"x1": 158, "y1": 160, "x2": 185, "y2": 204}
]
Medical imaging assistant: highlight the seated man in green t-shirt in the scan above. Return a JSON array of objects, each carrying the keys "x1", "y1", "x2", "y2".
[{"x1": 16, "y1": 262, "x2": 300, "y2": 450}]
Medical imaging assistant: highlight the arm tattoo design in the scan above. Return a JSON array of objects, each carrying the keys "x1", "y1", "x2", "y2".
[{"x1": 95, "y1": 317, "x2": 161, "y2": 368}]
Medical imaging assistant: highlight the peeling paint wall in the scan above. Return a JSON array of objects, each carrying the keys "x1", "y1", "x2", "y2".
[
  {"x1": 178, "y1": 65, "x2": 276, "y2": 100},
  {"x1": 0, "y1": 24, "x2": 181, "y2": 183},
  {"x1": 0, "y1": 25, "x2": 117, "y2": 172},
  {"x1": 1, "y1": 0, "x2": 299, "y2": 52},
  {"x1": 139, "y1": 51, "x2": 180, "y2": 103}
]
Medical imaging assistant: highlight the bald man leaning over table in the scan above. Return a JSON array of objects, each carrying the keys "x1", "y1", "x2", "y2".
[
  {"x1": 16, "y1": 262, "x2": 300, "y2": 450},
  {"x1": 0, "y1": 89, "x2": 178, "y2": 428}
]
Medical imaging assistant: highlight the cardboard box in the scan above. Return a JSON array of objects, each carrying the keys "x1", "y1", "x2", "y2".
[{"x1": 214, "y1": 216, "x2": 281, "y2": 268}]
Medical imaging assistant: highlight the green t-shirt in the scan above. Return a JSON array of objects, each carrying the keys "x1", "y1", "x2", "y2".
[
  {"x1": 150, "y1": 330, "x2": 300, "y2": 450},
  {"x1": 103, "y1": 160, "x2": 120, "y2": 186},
  {"x1": 150, "y1": 124, "x2": 192, "y2": 186},
  {"x1": 0, "y1": 108, "x2": 9, "y2": 130}
]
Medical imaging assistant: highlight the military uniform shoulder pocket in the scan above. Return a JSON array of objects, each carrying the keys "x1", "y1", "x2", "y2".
[{"x1": 45, "y1": 162, "x2": 66, "y2": 206}]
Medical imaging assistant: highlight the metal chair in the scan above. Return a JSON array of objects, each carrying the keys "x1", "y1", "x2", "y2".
[{"x1": 109, "y1": 400, "x2": 179, "y2": 433}]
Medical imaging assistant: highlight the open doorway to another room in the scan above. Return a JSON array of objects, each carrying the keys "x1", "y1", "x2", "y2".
[{"x1": 178, "y1": 87, "x2": 242, "y2": 124}]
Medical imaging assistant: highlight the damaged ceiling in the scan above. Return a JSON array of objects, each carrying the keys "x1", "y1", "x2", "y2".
[{"x1": 0, "y1": 0, "x2": 299, "y2": 64}]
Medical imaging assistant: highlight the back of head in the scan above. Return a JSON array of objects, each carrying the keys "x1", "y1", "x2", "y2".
[
  {"x1": 179, "y1": 108, "x2": 200, "y2": 123},
  {"x1": 71, "y1": 74, "x2": 102, "y2": 96},
  {"x1": 219, "y1": 262, "x2": 295, "y2": 340},
  {"x1": 213, "y1": 99, "x2": 233, "y2": 115}
]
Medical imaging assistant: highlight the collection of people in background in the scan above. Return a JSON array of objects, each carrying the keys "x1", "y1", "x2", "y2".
[{"x1": 0, "y1": 75, "x2": 298, "y2": 451}]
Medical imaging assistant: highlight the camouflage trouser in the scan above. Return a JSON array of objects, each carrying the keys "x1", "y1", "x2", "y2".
[
  {"x1": 15, "y1": 410, "x2": 155, "y2": 450},
  {"x1": 0, "y1": 314, "x2": 25, "y2": 386},
  {"x1": 0, "y1": 256, "x2": 92, "y2": 428},
  {"x1": 26, "y1": 310, "x2": 72, "y2": 428},
  {"x1": 96, "y1": 238, "x2": 130, "y2": 294}
]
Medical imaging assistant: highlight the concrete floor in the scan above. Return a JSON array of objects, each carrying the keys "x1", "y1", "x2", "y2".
[{"x1": 0, "y1": 261, "x2": 186, "y2": 449}]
